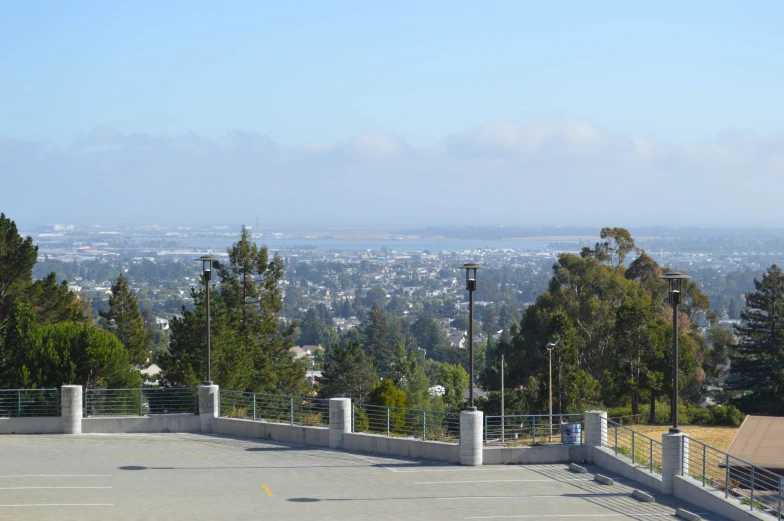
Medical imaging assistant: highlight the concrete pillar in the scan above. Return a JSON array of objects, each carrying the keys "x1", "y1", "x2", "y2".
[
  {"x1": 329, "y1": 398, "x2": 352, "y2": 449},
  {"x1": 460, "y1": 409, "x2": 483, "y2": 466},
  {"x1": 198, "y1": 384, "x2": 219, "y2": 433},
  {"x1": 61, "y1": 385, "x2": 83, "y2": 434},
  {"x1": 584, "y1": 410, "x2": 607, "y2": 447},
  {"x1": 662, "y1": 431, "x2": 689, "y2": 494}
]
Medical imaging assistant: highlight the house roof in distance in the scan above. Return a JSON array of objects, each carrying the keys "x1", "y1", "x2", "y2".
[{"x1": 726, "y1": 415, "x2": 784, "y2": 469}]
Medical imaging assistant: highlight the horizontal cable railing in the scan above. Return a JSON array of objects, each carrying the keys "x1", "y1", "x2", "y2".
[
  {"x1": 83, "y1": 388, "x2": 198, "y2": 416},
  {"x1": 352, "y1": 403, "x2": 460, "y2": 443},
  {"x1": 600, "y1": 417, "x2": 663, "y2": 474},
  {"x1": 484, "y1": 414, "x2": 583, "y2": 446},
  {"x1": 219, "y1": 391, "x2": 329, "y2": 427},
  {"x1": 0, "y1": 389, "x2": 60, "y2": 417},
  {"x1": 685, "y1": 436, "x2": 783, "y2": 519}
]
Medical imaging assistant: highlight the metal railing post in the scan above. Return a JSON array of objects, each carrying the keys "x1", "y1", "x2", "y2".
[
  {"x1": 17, "y1": 390, "x2": 21, "y2": 418},
  {"x1": 750, "y1": 466, "x2": 755, "y2": 511},
  {"x1": 725, "y1": 453, "x2": 730, "y2": 498},
  {"x1": 615, "y1": 425, "x2": 618, "y2": 455},
  {"x1": 386, "y1": 407, "x2": 390, "y2": 437},
  {"x1": 632, "y1": 432, "x2": 636, "y2": 464},
  {"x1": 532, "y1": 416, "x2": 536, "y2": 445},
  {"x1": 290, "y1": 397, "x2": 294, "y2": 425},
  {"x1": 484, "y1": 416, "x2": 488, "y2": 445},
  {"x1": 422, "y1": 411, "x2": 426, "y2": 441},
  {"x1": 139, "y1": 389, "x2": 144, "y2": 416},
  {"x1": 650, "y1": 438, "x2": 653, "y2": 473},
  {"x1": 702, "y1": 445, "x2": 707, "y2": 486},
  {"x1": 253, "y1": 394, "x2": 256, "y2": 421},
  {"x1": 777, "y1": 476, "x2": 781, "y2": 521}
]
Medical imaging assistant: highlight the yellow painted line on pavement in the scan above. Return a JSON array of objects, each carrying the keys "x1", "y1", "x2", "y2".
[{"x1": 262, "y1": 484, "x2": 274, "y2": 497}]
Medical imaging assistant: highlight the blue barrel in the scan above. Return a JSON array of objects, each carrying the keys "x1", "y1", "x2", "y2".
[{"x1": 561, "y1": 423, "x2": 582, "y2": 445}]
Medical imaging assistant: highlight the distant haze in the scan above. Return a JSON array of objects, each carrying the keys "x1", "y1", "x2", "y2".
[{"x1": 1, "y1": 119, "x2": 783, "y2": 228}]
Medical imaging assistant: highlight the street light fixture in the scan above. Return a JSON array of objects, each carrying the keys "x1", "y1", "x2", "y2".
[
  {"x1": 658, "y1": 271, "x2": 691, "y2": 433},
  {"x1": 458, "y1": 263, "x2": 483, "y2": 409},
  {"x1": 197, "y1": 254, "x2": 220, "y2": 385},
  {"x1": 546, "y1": 340, "x2": 559, "y2": 442}
]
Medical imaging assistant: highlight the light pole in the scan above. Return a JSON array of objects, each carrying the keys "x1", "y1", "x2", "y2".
[
  {"x1": 658, "y1": 271, "x2": 691, "y2": 433},
  {"x1": 500, "y1": 352, "x2": 504, "y2": 444},
  {"x1": 458, "y1": 263, "x2": 482, "y2": 409},
  {"x1": 546, "y1": 340, "x2": 559, "y2": 442},
  {"x1": 197, "y1": 254, "x2": 220, "y2": 385}
]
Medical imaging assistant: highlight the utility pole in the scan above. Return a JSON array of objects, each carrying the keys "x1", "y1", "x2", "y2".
[{"x1": 500, "y1": 352, "x2": 505, "y2": 444}]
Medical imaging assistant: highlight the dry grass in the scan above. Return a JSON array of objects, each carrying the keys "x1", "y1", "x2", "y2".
[{"x1": 629, "y1": 424, "x2": 740, "y2": 451}]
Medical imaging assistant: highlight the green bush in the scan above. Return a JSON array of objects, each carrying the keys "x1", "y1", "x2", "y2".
[{"x1": 606, "y1": 402, "x2": 744, "y2": 427}]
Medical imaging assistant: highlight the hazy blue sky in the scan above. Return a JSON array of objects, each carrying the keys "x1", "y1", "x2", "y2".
[{"x1": 1, "y1": 1, "x2": 783, "y2": 227}]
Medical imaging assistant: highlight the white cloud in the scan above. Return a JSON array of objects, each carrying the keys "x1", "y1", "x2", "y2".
[{"x1": 1, "y1": 119, "x2": 783, "y2": 226}]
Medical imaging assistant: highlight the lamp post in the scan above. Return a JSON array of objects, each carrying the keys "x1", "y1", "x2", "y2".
[
  {"x1": 546, "y1": 340, "x2": 559, "y2": 442},
  {"x1": 658, "y1": 271, "x2": 691, "y2": 433},
  {"x1": 197, "y1": 254, "x2": 220, "y2": 385},
  {"x1": 458, "y1": 263, "x2": 482, "y2": 409}
]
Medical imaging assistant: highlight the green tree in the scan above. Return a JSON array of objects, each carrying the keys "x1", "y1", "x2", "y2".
[
  {"x1": 0, "y1": 213, "x2": 88, "y2": 346},
  {"x1": 369, "y1": 378, "x2": 408, "y2": 408},
  {"x1": 319, "y1": 341, "x2": 377, "y2": 402},
  {"x1": 99, "y1": 274, "x2": 151, "y2": 366},
  {"x1": 161, "y1": 226, "x2": 304, "y2": 393},
  {"x1": 729, "y1": 265, "x2": 784, "y2": 415},
  {"x1": 298, "y1": 308, "x2": 325, "y2": 346},
  {"x1": 439, "y1": 363, "x2": 469, "y2": 409},
  {"x1": 361, "y1": 303, "x2": 395, "y2": 375},
  {"x1": 2, "y1": 302, "x2": 140, "y2": 389}
]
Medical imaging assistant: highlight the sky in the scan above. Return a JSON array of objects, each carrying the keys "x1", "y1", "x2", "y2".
[{"x1": 1, "y1": 1, "x2": 783, "y2": 227}]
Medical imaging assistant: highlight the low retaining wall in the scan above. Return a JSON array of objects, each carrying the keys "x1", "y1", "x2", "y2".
[
  {"x1": 592, "y1": 446, "x2": 663, "y2": 492},
  {"x1": 82, "y1": 414, "x2": 201, "y2": 434},
  {"x1": 212, "y1": 417, "x2": 330, "y2": 447},
  {"x1": 483, "y1": 444, "x2": 591, "y2": 465},
  {"x1": 673, "y1": 475, "x2": 770, "y2": 521},
  {"x1": 344, "y1": 432, "x2": 460, "y2": 463},
  {"x1": 0, "y1": 417, "x2": 62, "y2": 434}
]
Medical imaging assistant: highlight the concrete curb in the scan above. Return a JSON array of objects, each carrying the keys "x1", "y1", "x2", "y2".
[
  {"x1": 632, "y1": 489, "x2": 655, "y2": 503},
  {"x1": 568, "y1": 463, "x2": 587, "y2": 474},
  {"x1": 675, "y1": 508, "x2": 701, "y2": 521},
  {"x1": 594, "y1": 474, "x2": 614, "y2": 485}
]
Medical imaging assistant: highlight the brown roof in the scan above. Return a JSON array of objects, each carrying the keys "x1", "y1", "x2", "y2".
[{"x1": 726, "y1": 415, "x2": 784, "y2": 468}]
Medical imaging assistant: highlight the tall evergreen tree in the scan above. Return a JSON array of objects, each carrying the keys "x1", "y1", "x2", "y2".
[
  {"x1": 361, "y1": 303, "x2": 394, "y2": 375},
  {"x1": 99, "y1": 274, "x2": 150, "y2": 366},
  {"x1": 319, "y1": 341, "x2": 377, "y2": 402},
  {"x1": 161, "y1": 226, "x2": 304, "y2": 393},
  {"x1": 729, "y1": 265, "x2": 784, "y2": 415}
]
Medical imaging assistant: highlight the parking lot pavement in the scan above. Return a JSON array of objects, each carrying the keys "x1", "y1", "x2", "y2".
[{"x1": 0, "y1": 433, "x2": 731, "y2": 521}]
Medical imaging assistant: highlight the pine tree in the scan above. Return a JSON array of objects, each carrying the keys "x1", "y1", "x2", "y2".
[
  {"x1": 99, "y1": 274, "x2": 150, "y2": 367},
  {"x1": 162, "y1": 226, "x2": 304, "y2": 393},
  {"x1": 729, "y1": 265, "x2": 784, "y2": 415}
]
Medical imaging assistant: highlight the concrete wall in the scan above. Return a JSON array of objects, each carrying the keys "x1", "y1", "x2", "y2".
[
  {"x1": 673, "y1": 475, "x2": 770, "y2": 521},
  {"x1": 0, "y1": 417, "x2": 62, "y2": 434},
  {"x1": 344, "y1": 432, "x2": 460, "y2": 464},
  {"x1": 82, "y1": 414, "x2": 201, "y2": 434},
  {"x1": 212, "y1": 417, "x2": 330, "y2": 447},
  {"x1": 592, "y1": 446, "x2": 663, "y2": 492},
  {"x1": 484, "y1": 444, "x2": 592, "y2": 465}
]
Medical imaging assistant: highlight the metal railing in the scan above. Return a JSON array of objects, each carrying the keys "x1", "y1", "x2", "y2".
[
  {"x1": 484, "y1": 414, "x2": 583, "y2": 446},
  {"x1": 685, "y1": 436, "x2": 783, "y2": 519},
  {"x1": 352, "y1": 404, "x2": 460, "y2": 443},
  {"x1": 219, "y1": 391, "x2": 329, "y2": 427},
  {"x1": 600, "y1": 417, "x2": 663, "y2": 474},
  {"x1": 0, "y1": 389, "x2": 60, "y2": 417},
  {"x1": 83, "y1": 388, "x2": 198, "y2": 416}
]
